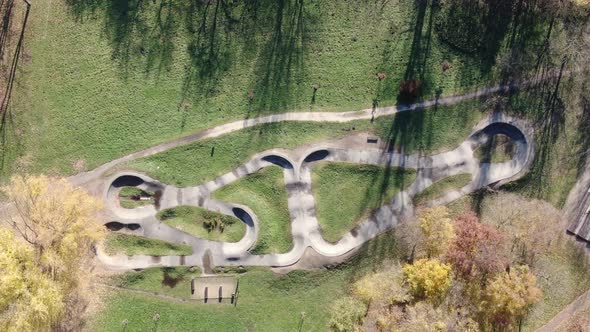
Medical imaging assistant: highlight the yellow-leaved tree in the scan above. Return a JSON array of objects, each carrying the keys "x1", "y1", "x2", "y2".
[
  {"x1": 0, "y1": 175, "x2": 105, "y2": 331},
  {"x1": 403, "y1": 258, "x2": 452, "y2": 302},
  {"x1": 480, "y1": 265, "x2": 542, "y2": 329},
  {"x1": 352, "y1": 265, "x2": 410, "y2": 305},
  {"x1": 418, "y1": 207, "x2": 454, "y2": 258}
]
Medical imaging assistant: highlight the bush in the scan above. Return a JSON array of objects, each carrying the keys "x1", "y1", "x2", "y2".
[
  {"x1": 398, "y1": 80, "x2": 422, "y2": 101},
  {"x1": 328, "y1": 296, "x2": 367, "y2": 332},
  {"x1": 403, "y1": 258, "x2": 452, "y2": 302}
]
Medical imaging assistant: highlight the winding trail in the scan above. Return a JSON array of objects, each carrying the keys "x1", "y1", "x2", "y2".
[
  {"x1": 2, "y1": 77, "x2": 548, "y2": 269},
  {"x1": 68, "y1": 78, "x2": 545, "y2": 188},
  {"x1": 95, "y1": 112, "x2": 534, "y2": 269}
]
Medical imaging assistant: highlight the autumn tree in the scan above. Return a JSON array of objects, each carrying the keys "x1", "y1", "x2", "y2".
[
  {"x1": 0, "y1": 175, "x2": 105, "y2": 331},
  {"x1": 480, "y1": 265, "x2": 542, "y2": 329},
  {"x1": 446, "y1": 212, "x2": 508, "y2": 281},
  {"x1": 482, "y1": 193, "x2": 561, "y2": 266},
  {"x1": 328, "y1": 296, "x2": 366, "y2": 332},
  {"x1": 418, "y1": 207, "x2": 454, "y2": 258},
  {"x1": 352, "y1": 265, "x2": 410, "y2": 305},
  {"x1": 0, "y1": 228, "x2": 63, "y2": 331},
  {"x1": 403, "y1": 258, "x2": 452, "y2": 302}
]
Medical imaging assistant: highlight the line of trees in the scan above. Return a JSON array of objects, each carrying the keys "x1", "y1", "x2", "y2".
[{"x1": 329, "y1": 199, "x2": 562, "y2": 332}]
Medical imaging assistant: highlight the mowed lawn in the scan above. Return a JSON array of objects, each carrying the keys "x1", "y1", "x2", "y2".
[
  {"x1": 126, "y1": 101, "x2": 485, "y2": 187},
  {"x1": 212, "y1": 166, "x2": 292, "y2": 254},
  {"x1": 103, "y1": 233, "x2": 193, "y2": 256},
  {"x1": 413, "y1": 173, "x2": 473, "y2": 205},
  {"x1": 157, "y1": 206, "x2": 247, "y2": 243},
  {"x1": 312, "y1": 162, "x2": 416, "y2": 242},
  {"x1": 88, "y1": 232, "x2": 401, "y2": 332},
  {"x1": 4, "y1": 0, "x2": 510, "y2": 180}
]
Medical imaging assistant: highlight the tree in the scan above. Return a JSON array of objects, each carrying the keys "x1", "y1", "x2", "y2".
[
  {"x1": 0, "y1": 175, "x2": 105, "y2": 330},
  {"x1": 397, "y1": 302, "x2": 450, "y2": 332},
  {"x1": 418, "y1": 207, "x2": 454, "y2": 258},
  {"x1": 480, "y1": 265, "x2": 542, "y2": 329},
  {"x1": 328, "y1": 296, "x2": 366, "y2": 332},
  {"x1": 403, "y1": 258, "x2": 452, "y2": 302},
  {"x1": 0, "y1": 228, "x2": 63, "y2": 331},
  {"x1": 446, "y1": 212, "x2": 508, "y2": 281},
  {"x1": 482, "y1": 193, "x2": 561, "y2": 266},
  {"x1": 352, "y1": 265, "x2": 410, "y2": 305}
]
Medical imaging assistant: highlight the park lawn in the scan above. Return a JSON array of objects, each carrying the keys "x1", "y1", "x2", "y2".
[
  {"x1": 312, "y1": 162, "x2": 417, "y2": 242},
  {"x1": 474, "y1": 133, "x2": 515, "y2": 163},
  {"x1": 126, "y1": 101, "x2": 485, "y2": 187},
  {"x1": 212, "y1": 166, "x2": 292, "y2": 254},
  {"x1": 119, "y1": 200, "x2": 153, "y2": 209},
  {"x1": 157, "y1": 206, "x2": 246, "y2": 243},
  {"x1": 103, "y1": 233, "x2": 192, "y2": 256},
  {"x1": 413, "y1": 173, "x2": 473, "y2": 205},
  {"x1": 119, "y1": 186, "x2": 154, "y2": 198},
  {"x1": 109, "y1": 267, "x2": 202, "y2": 300},
  {"x1": 4, "y1": 0, "x2": 528, "y2": 180},
  {"x1": 88, "y1": 232, "x2": 401, "y2": 332}
]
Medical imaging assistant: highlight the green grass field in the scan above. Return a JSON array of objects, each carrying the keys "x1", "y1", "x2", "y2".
[
  {"x1": 474, "y1": 133, "x2": 515, "y2": 163},
  {"x1": 103, "y1": 233, "x2": 193, "y2": 256},
  {"x1": 312, "y1": 162, "x2": 416, "y2": 242},
  {"x1": 212, "y1": 166, "x2": 292, "y2": 254},
  {"x1": 126, "y1": 101, "x2": 484, "y2": 187},
  {"x1": 88, "y1": 232, "x2": 400, "y2": 332},
  {"x1": 109, "y1": 267, "x2": 202, "y2": 300},
  {"x1": 157, "y1": 206, "x2": 246, "y2": 242},
  {"x1": 3, "y1": 0, "x2": 527, "y2": 181},
  {"x1": 413, "y1": 173, "x2": 473, "y2": 205}
]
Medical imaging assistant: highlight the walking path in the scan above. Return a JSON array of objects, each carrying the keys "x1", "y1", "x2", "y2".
[
  {"x1": 536, "y1": 289, "x2": 590, "y2": 332},
  {"x1": 68, "y1": 77, "x2": 547, "y2": 188},
  {"x1": 95, "y1": 112, "x2": 535, "y2": 269}
]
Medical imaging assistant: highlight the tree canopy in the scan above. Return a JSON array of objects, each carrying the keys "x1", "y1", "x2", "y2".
[{"x1": 0, "y1": 175, "x2": 105, "y2": 331}]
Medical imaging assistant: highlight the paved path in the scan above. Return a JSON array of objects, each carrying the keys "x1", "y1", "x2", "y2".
[
  {"x1": 95, "y1": 112, "x2": 535, "y2": 269},
  {"x1": 68, "y1": 76, "x2": 549, "y2": 188},
  {"x1": 536, "y1": 289, "x2": 590, "y2": 332}
]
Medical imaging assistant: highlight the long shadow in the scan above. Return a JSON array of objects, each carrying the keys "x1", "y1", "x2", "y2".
[
  {"x1": 353, "y1": 0, "x2": 436, "y2": 219},
  {"x1": 247, "y1": 0, "x2": 308, "y2": 117},
  {"x1": 500, "y1": 64, "x2": 567, "y2": 200},
  {"x1": 575, "y1": 95, "x2": 590, "y2": 178},
  {"x1": 0, "y1": 0, "x2": 29, "y2": 177}
]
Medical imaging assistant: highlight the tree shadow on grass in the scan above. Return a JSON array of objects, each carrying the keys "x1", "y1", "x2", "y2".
[
  {"x1": 498, "y1": 65, "x2": 567, "y2": 203},
  {"x1": 246, "y1": 0, "x2": 314, "y2": 118},
  {"x1": 0, "y1": 0, "x2": 29, "y2": 178}
]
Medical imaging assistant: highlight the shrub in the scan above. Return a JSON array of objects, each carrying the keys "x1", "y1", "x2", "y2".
[
  {"x1": 403, "y1": 258, "x2": 452, "y2": 302},
  {"x1": 328, "y1": 296, "x2": 367, "y2": 332},
  {"x1": 398, "y1": 80, "x2": 422, "y2": 101}
]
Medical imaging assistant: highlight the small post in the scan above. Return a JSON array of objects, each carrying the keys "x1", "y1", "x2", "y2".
[
  {"x1": 298, "y1": 312, "x2": 305, "y2": 332},
  {"x1": 234, "y1": 279, "x2": 240, "y2": 307}
]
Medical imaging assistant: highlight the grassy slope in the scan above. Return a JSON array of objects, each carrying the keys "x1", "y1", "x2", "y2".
[
  {"x1": 5, "y1": 0, "x2": 509, "y2": 180},
  {"x1": 503, "y1": 78, "x2": 590, "y2": 208},
  {"x1": 110, "y1": 267, "x2": 202, "y2": 299},
  {"x1": 413, "y1": 173, "x2": 473, "y2": 205},
  {"x1": 473, "y1": 134, "x2": 514, "y2": 163},
  {"x1": 312, "y1": 162, "x2": 416, "y2": 242},
  {"x1": 157, "y1": 206, "x2": 246, "y2": 243},
  {"x1": 524, "y1": 241, "x2": 590, "y2": 331},
  {"x1": 88, "y1": 232, "x2": 400, "y2": 332},
  {"x1": 127, "y1": 101, "x2": 484, "y2": 187},
  {"x1": 212, "y1": 166, "x2": 291, "y2": 254},
  {"x1": 103, "y1": 233, "x2": 192, "y2": 256}
]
